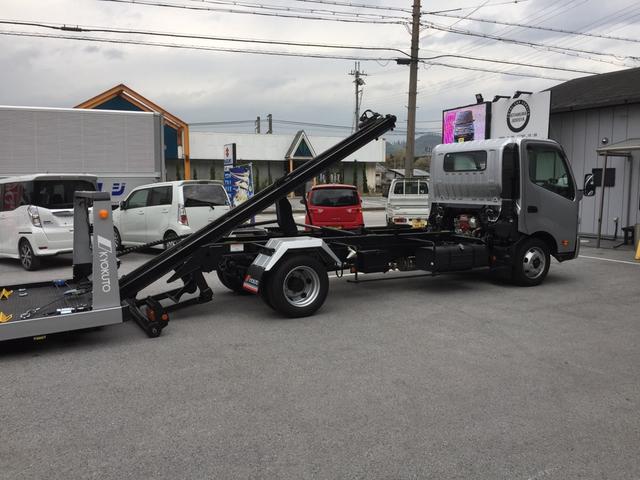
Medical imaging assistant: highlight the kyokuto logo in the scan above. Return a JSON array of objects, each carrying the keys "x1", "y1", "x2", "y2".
[{"x1": 96, "y1": 235, "x2": 113, "y2": 293}]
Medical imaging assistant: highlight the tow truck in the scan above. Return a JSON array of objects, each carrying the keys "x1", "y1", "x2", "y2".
[{"x1": 0, "y1": 111, "x2": 583, "y2": 341}]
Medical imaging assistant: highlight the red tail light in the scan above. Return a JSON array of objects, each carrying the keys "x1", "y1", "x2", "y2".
[{"x1": 178, "y1": 204, "x2": 188, "y2": 225}]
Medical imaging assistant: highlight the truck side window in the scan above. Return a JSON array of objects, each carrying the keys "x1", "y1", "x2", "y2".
[
  {"x1": 393, "y1": 182, "x2": 404, "y2": 195},
  {"x1": 443, "y1": 151, "x2": 487, "y2": 172},
  {"x1": 527, "y1": 145, "x2": 575, "y2": 200}
]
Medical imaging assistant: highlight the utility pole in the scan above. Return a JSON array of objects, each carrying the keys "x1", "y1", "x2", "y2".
[
  {"x1": 349, "y1": 62, "x2": 366, "y2": 132},
  {"x1": 266, "y1": 114, "x2": 273, "y2": 134},
  {"x1": 404, "y1": 0, "x2": 421, "y2": 177},
  {"x1": 255, "y1": 116, "x2": 261, "y2": 134}
]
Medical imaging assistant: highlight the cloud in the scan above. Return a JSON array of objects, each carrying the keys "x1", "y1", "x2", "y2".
[{"x1": 0, "y1": 0, "x2": 633, "y2": 138}]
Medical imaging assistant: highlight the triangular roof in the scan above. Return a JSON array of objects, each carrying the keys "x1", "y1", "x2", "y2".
[
  {"x1": 285, "y1": 130, "x2": 316, "y2": 159},
  {"x1": 75, "y1": 83, "x2": 187, "y2": 131}
]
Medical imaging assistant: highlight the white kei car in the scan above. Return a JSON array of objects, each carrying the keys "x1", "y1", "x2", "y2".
[{"x1": 113, "y1": 180, "x2": 231, "y2": 250}]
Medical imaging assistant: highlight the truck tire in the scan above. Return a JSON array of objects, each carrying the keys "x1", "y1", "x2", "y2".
[
  {"x1": 216, "y1": 269, "x2": 249, "y2": 294},
  {"x1": 512, "y1": 237, "x2": 550, "y2": 286},
  {"x1": 19, "y1": 239, "x2": 41, "y2": 271},
  {"x1": 265, "y1": 255, "x2": 329, "y2": 317}
]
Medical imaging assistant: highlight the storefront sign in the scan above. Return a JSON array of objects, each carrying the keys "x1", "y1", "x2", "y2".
[{"x1": 491, "y1": 91, "x2": 551, "y2": 139}]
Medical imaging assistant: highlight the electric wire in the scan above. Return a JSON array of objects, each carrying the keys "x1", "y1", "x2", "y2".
[{"x1": 428, "y1": 11, "x2": 640, "y2": 43}]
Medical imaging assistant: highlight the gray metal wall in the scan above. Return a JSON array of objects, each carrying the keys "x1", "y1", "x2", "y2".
[{"x1": 549, "y1": 103, "x2": 640, "y2": 236}]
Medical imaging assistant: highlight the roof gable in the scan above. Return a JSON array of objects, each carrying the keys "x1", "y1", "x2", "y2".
[{"x1": 286, "y1": 130, "x2": 316, "y2": 159}]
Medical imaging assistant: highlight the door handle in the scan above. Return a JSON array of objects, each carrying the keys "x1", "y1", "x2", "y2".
[
  {"x1": 137, "y1": 211, "x2": 145, "y2": 215},
  {"x1": 527, "y1": 206, "x2": 538, "y2": 213},
  {"x1": 161, "y1": 209, "x2": 169, "y2": 213}
]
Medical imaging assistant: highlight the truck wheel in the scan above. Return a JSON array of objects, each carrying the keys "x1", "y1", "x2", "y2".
[
  {"x1": 19, "y1": 239, "x2": 41, "y2": 271},
  {"x1": 265, "y1": 255, "x2": 329, "y2": 317},
  {"x1": 216, "y1": 269, "x2": 249, "y2": 294},
  {"x1": 512, "y1": 237, "x2": 550, "y2": 286}
]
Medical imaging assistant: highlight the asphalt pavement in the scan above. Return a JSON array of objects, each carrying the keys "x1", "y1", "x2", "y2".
[{"x1": 1, "y1": 237, "x2": 639, "y2": 479}]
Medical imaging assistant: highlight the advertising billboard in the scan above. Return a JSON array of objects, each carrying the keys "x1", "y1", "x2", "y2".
[
  {"x1": 224, "y1": 164, "x2": 254, "y2": 207},
  {"x1": 442, "y1": 102, "x2": 491, "y2": 144},
  {"x1": 490, "y1": 91, "x2": 551, "y2": 139}
]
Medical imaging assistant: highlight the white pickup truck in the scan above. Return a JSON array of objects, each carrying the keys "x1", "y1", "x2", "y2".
[{"x1": 385, "y1": 178, "x2": 430, "y2": 228}]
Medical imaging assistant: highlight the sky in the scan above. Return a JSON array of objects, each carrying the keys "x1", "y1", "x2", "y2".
[{"x1": 1, "y1": 0, "x2": 638, "y2": 140}]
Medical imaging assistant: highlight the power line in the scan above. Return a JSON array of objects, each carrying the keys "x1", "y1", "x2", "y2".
[
  {"x1": 424, "y1": 20, "x2": 640, "y2": 64},
  {"x1": 288, "y1": 0, "x2": 528, "y2": 14},
  {"x1": 422, "y1": 60, "x2": 570, "y2": 81},
  {"x1": 419, "y1": 53, "x2": 598, "y2": 74},
  {"x1": 1, "y1": 20, "x2": 599, "y2": 78},
  {"x1": 0, "y1": 30, "x2": 398, "y2": 61},
  {"x1": 0, "y1": 19, "x2": 410, "y2": 56},
  {"x1": 98, "y1": 0, "x2": 407, "y2": 24},
  {"x1": 195, "y1": 0, "x2": 409, "y2": 21},
  {"x1": 428, "y1": 11, "x2": 640, "y2": 43}
]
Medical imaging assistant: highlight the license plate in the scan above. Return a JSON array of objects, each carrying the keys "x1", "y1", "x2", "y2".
[{"x1": 411, "y1": 219, "x2": 426, "y2": 229}]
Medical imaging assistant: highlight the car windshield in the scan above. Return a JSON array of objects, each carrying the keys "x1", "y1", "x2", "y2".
[
  {"x1": 310, "y1": 188, "x2": 359, "y2": 207},
  {"x1": 183, "y1": 184, "x2": 228, "y2": 207},
  {"x1": 33, "y1": 180, "x2": 96, "y2": 209},
  {"x1": 393, "y1": 180, "x2": 428, "y2": 195}
]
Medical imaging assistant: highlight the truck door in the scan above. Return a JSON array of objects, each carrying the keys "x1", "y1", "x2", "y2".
[
  {"x1": 521, "y1": 141, "x2": 580, "y2": 255},
  {"x1": 119, "y1": 188, "x2": 150, "y2": 244}
]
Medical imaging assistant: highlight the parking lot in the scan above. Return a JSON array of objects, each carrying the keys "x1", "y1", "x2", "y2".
[{"x1": 1, "y1": 230, "x2": 639, "y2": 479}]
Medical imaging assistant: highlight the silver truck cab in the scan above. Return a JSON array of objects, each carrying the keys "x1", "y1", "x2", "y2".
[{"x1": 429, "y1": 138, "x2": 581, "y2": 265}]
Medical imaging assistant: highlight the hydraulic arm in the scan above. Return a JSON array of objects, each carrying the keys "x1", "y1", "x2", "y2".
[{"x1": 119, "y1": 112, "x2": 396, "y2": 300}]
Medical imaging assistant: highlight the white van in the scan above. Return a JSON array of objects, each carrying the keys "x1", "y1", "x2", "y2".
[
  {"x1": 113, "y1": 180, "x2": 231, "y2": 249},
  {"x1": 0, "y1": 174, "x2": 98, "y2": 270}
]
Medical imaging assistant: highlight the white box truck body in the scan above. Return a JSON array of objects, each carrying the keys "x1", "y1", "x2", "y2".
[{"x1": 0, "y1": 105, "x2": 165, "y2": 201}]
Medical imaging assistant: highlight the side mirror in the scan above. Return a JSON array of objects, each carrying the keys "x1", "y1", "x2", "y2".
[
  {"x1": 299, "y1": 198, "x2": 306, "y2": 205},
  {"x1": 583, "y1": 173, "x2": 596, "y2": 197},
  {"x1": 119, "y1": 200, "x2": 126, "y2": 210}
]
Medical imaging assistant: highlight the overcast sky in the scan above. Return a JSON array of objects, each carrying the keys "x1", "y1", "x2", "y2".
[{"x1": 1, "y1": 0, "x2": 637, "y2": 139}]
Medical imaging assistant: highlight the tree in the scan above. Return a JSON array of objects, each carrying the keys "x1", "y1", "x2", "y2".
[
  {"x1": 362, "y1": 164, "x2": 369, "y2": 194},
  {"x1": 352, "y1": 163, "x2": 358, "y2": 189},
  {"x1": 254, "y1": 166, "x2": 261, "y2": 193}
]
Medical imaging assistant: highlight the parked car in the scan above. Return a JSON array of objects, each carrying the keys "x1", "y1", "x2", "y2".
[
  {"x1": 303, "y1": 184, "x2": 364, "y2": 230},
  {"x1": 385, "y1": 178, "x2": 430, "y2": 228},
  {"x1": 113, "y1": 180, "x2": 231, "y2": 249},
  {"x1": 0, "y1": 174, "x2": 97, "y2": 270}
]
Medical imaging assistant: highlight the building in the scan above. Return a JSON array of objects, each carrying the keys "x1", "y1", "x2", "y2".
[
  {"x1": 189, "y1": 130, "x2": 386, "y2": 194},
  {"x1": 76, "y1": 84, "x2": 191, "y2": 180},
  {"x1": 549, "y1": 67, "x2": 640, "y2": 237}
]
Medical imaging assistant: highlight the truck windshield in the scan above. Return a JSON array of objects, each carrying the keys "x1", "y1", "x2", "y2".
[
  {"x1": 33, "y1": 180, "x2": 96, "y2": 209},
  {"x1": 183, "y1": 184, "x2": 229, "y2": 207},
  {"x1": 310, "y1": 188, "x2": 359, "y2": 207},
  {"x1": 393, "y1": 180, "x2": 428, "y2": 195}
]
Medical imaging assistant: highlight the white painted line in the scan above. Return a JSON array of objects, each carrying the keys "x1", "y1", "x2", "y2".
[{"x1": 579, "y1": 255, "x2": 640, "y2": 266}]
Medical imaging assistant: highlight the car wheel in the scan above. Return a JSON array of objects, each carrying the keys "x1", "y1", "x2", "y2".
[
  {"x1": 265, "y1": 255, "x2": 329, "y2": 318},
  {"x1": 163, "y1": 230, "x2": 179, "y2": 250},
  {"x1": 511, "y1": 237, "x2": 551, "y2": 286},
  {"x1": 113, "y1": 228, "x2": 123, "y2": 251},
  {"x1": 19, "y1": 239, "x2": 41, "y2": 271},
  {"x1": 216, "y1": 269, "x2": 249, "y2": 294}
]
